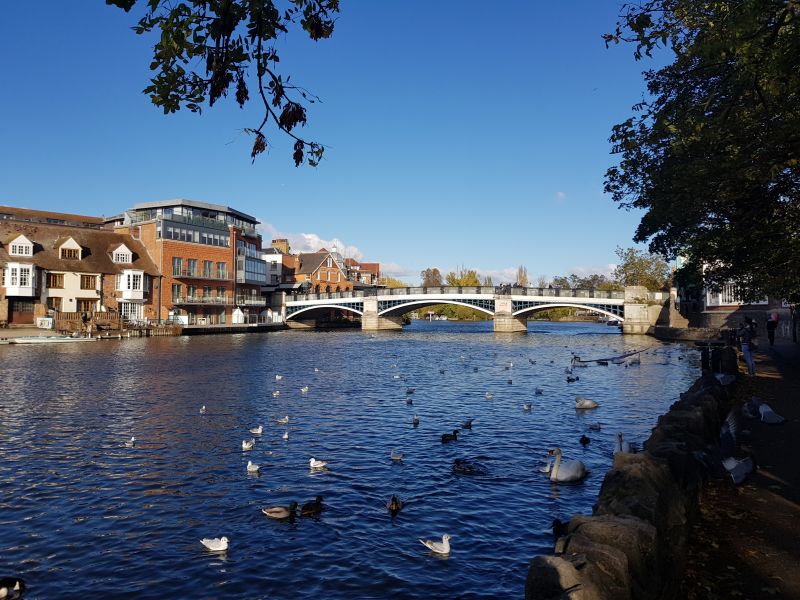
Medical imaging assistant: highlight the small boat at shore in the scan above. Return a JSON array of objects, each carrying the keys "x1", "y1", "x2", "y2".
[{"x1": 10, "y1": 336, "x2": 97, "y2": 344}]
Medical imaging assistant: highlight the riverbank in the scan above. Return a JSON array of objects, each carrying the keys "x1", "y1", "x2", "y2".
[{"x1": 684, "y1": 337, "x2": 800, "y2": 599}]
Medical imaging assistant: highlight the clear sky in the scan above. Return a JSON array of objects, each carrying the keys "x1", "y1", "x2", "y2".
[{"x1": 0, "y1": 1, "x2": 662, "y2": 284}]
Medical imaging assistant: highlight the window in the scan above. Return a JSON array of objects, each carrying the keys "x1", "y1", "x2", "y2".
[
  {"x1": 216, "y1": 262, "x2": 227, "y2": 279},
  {"x1": 187, "y1": 285, "x2": 196, "y2": 299},
  {"x1": 187, "y1": 259, "x2": 198, "y2": 276},
  {"x1": 171, "y1": 283, "x2": 182, "y2": 302},
  {"x1": 61, "y1": 248, "x2": 79, "y2": 260},
  {"x1": 48, "y1": 273, "x2": 64, "y2": 288},
  {"x1": 9, "y1": 267, "x2": 18, "y2": 286},
  {"x1": 217, "y1": 286, "x2": 226, "y2": 299},
  {"x1": 10, "y1": 243, "x2": 31, "y2": 256},
  {"x1": 203, "y1": 260, "x2": 213, "y2": 278},
  {"x1": 113, "y1": 252, "x2": 131, "y2": 263},
  {"x1": 47, "y1": 297, "x2": 62, "y2": 311},
  {"x1": 172, "y1": 257, "x2": 183, "y2": 276},
  {"x1": 327, "y1": 257, "x2": 333, "y2": 268},
  {"x1": 120, "y1": 302, "x2": 143, "y2": 320},
  {"x1": 80, "y1": 275, "x2": 97, "y2": 290},
  {"x1": 76, "y1": 298, "x2": 96, "y2": 312},
  {"x1": 19, "y1": 267, "x2": 30, "y2": 287},
  {"x1": 132, "y1": 273, "x2": 142, "y2": 291}
]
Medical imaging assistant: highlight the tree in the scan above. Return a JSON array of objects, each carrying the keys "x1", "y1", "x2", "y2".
[
  {"x1": 551, "y1": 276, "x2": 571, "y2": 289},
  {"x1": 604, "y1": 1, "x2": 800, "y2": 301},
  {"x1": 420, "y1": 268, "x2": 443, "y2": 287},
  {"x1": 379, "y1": 276, "x2": 407, "y2": 288},
  {"x1": 612, "y1": 246, "x2": 671, "y2": 290},
  {"x1": 108, "y1": 0, "x2": 339, "y2": 166},
  {"x1": 482, "y1": 275, "x2": 494, "y2": 287},
  {"x1": 536, "y1": 274, "x2": 549, "y2": 288},
  {"x1": 516, "y1": 265, "x2": 529, "y2": 287},
  {"x1": 445, "y1": 267, "x2": 480, "y2": 287}
]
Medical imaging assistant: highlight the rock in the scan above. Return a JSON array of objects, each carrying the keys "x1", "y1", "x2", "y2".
[{"x1": 525, "y1": 555, "x2": 599, "y2": 600}]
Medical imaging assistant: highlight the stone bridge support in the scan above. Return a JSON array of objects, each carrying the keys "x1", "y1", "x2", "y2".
[
  {"x1": 361, "y1": 296, "x2": 403, "y2": 331},
  {"x1": 493, "y1": 296, "x2": 528, "y2": 333},
  {"x1": 623, "y1": 286, "x2": 652, "y2": 335}
]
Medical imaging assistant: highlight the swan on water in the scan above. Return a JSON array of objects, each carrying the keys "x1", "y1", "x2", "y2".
[
  {"x1": 546, "y1": 448, "x2": 587, "y2": 482},
  {"x1": 419, "y1": 534, "x2": 451, "y2": 555},
  {"x1": 200, "y1": 536, "x2": 229, "y2": 552},
  {"x1": 575, "y1": 396, "x2": 599, "y2": 410},
  {"x1": 614, "y1": 432, "x2": 632, "y2": 454}
]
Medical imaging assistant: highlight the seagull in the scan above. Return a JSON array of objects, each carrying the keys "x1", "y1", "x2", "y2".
[
  {"x1": 485, "y1": 392, "x2": 494, "y2": 400},
  {"x1": 242, "y1": 439, "x2": 255, "y2": 451},
  {"x1": 393, "y1": 375, "x2": 401, "y2": 379},
  {"x1": 309, "y1": 457, "x2": 328, "y2": 469},
  {"x1": 275, "y1": 374, "x2": 283, "y2": 380},
  {"x1": 247, "y1": 460, "x2": 260, "y2": 473},
  {"x1": 314, "y1": 368, "x2": 320, "y2": 373},
  {"x1": 759, "y1": 403, "x2": 785, "y2": 424},
  {"x1": 412, "y1": 415, "x2": 420, "y2": 427},
  {"x1": 272, "y1": 391, "x2": 281, "y2": 398},
  {"x1": 277, "y1": 416, "x2": 289, "y2": 425},
  {"x1": 250, "y1": 425, "x2": 263, "y2": 435},
  {"x1": 522, "y1": 403, "x2": 532, "y2": 411},
  {"x1": 0, "y1": 577, "x2": 25, "y2": 599},
  {"x1": 200, "y1": 405, "x2": 207, "y2": 414},
  {"x1": 262, "y1": 502, "x2": 297, "y2": 519},
  {"x1": 390, "y1": 450, "x2": 404, "y2": 462},
  {"x1": 200, "y1": 536, "x2": 229, "y2": 552},
  {"x1": 300, "y1": 386, "x2": 309, "y2": 394},
  {"x1": 125, "y1": 436, "x2": 136, "y2": 448},
  {"x1": 419, "y1": 534, "x2": 451, "y2": 555},
  {"x1": 282, "y1": 431, "x2": 289, "y2": 440}
]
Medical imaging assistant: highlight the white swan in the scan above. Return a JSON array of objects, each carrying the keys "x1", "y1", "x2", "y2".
[
  {"x1": 200, "y1": 536, "x2": 228, "y2": 552},
  {"x1": 249, "y1": 425, "x2": 263, "y2": 435},
  {"x1": 242, "y1": 439, "x2": 255, "y2": 451},
  {"x1": 246, "y1": 460, "x2": 260, "y2": 473},
  {"x1": 575, "y1": 395, "x2": 599, "y2": 410},
  {"x1": 419, "y1": 534, "x2": 451, "y2": 555},
  {"x1": 546, "y1": 448, "x2": 587, "y2": 482},
  {"x1": 614, "y1": 432, "x2": 631, "y2": 454},
  {"x1": 309, "y1": 457, "x2": 328, "y2": 469}
]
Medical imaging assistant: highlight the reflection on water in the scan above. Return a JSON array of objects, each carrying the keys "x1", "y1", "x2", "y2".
[{"x1": 0, "y1": 321, "x2": 699, "y2": 598}]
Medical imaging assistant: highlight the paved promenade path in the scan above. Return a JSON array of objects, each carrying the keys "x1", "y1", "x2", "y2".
[{"x1": 686, "y1": 336, "x2": 800, "y2": 599}]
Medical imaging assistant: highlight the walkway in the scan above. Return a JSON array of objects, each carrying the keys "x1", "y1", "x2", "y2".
[{"x1": 685, "y1": 336, "x2": 800, "y2": 599}]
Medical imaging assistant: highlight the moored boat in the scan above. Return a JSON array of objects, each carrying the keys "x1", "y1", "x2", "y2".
[{"x1": 10, "y1": 336, "x2": 97, "y2": 344}]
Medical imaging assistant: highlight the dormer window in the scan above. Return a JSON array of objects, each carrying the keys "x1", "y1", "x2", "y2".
[
  {"x1": 8, "y1": 235, "x2": 33, "y2": 257},
  {"x1": 61, "y1": 248, "x2": 79, "y2": 259},
  {"x1": 114, "y1": 251, "x2": 131, "y2": 263}
]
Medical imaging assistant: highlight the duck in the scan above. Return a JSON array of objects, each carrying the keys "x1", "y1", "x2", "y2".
[
  {"x1": 462, "y1": 418, "x2": 474, "y2": 430},
  {"x1": 412, "y1": 415, "x2": 420, "y2": 427},
  {"x1": 579, "y1": 435, "x2": 590, "y2": 447},
  {"x1": 300, "y1": 495, "x2": 324, "y2": 516},
  {"x1": 566, "y1": 376, "x2": 579, "y2": 383},
  {"x1": 485, "y1": 392, "x2": 494, "y2": 400},
  {"x1": 419, "y1": 534, "x2": 451, "y2": 555},
  {"x1": 249, "y1": 425, "x2": 263, "y2": 435},
  {"x1": 441, "y1": 430, "x2": 459, "y2": 443},
  {"x1": 544, "y1": 448, "x2": 587, "y2": 482},
  {"x1": 242, "y1": 439, "x2": 255, "y2": 451},
  {"x1": 439, "y1": 368, "x2": 446, "y2": 374},
  {"x1": 275, "y1": 374, "x2": 283, "y2": 380},
  {"x1": 272, "y1": 391, "x2": 281, "y2": 398},
  {"x1": 277, "y1": 415, "x2": 289, "y2": 425},
  {"x1": 529, "y1": 358, "x2": 536, "y2": 364},
  {"x1": 522, "y1": 403, "x2": 532, "y2": 412},
  {"x1": 406, "y1": 397, "x2": 413, "y2": 405},
  {"x1": 0, "y1": 577, "x2": 25, "y2": 600},
  {"x1": 309, "y1": 457, "x2": 328, "y2": 469},
  {"x1": 387, "y1": 494, "x2": 404, "y2": 516},
  {"x1": 390, "y1": 450, "x2": 404, "y2": 462},
  {"x1": 125, "y1": 436, "x2": 136, "y2": 448},
  {"x1": 199, "y1": 405, "x2": 207, "y2": 415},
  {"x1": 507, "y1": 379, "x2": 513, "y2": 385},
  {"x1": 262, "y1": 501, "x2": 297, "y2": 519},
  {"x1": 552, "y1": 518, "x2": 569, "y2": 540},
  {"x1": 534, "y1": 388, "x2": 544, "y2": 396},
  {"x1": 575, "y1": 396, "x2": 599, "y2": 410},
  {"x1": 282, "y1": 430, "x2": 289, "y2": 440},
  {"x1": 246, "y1": 460, "x2": 260, "y2": 473},
  {"x1": 200, "y1": 536, "x2": 229, "y2": 552},
  {"x1": 406, "y1": 387, "x2": 415, "y2": 395},
  {"x1": 300, "y1": 386, "x2": 309, "y2": 394}
]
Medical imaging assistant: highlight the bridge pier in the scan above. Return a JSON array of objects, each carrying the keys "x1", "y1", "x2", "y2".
[
  {"x1": 361, "y1": 297, "x2": 403, "y2": 331},
  {"x1": 622, "y1": 286, "x2": 652, "y2": 335},
  {"x1": 493, "y1": 296, "x2": 528, "y2": 333}
]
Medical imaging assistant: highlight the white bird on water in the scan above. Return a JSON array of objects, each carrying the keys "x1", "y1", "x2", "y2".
[
  {"x1": 250, "y1": 425, "x2": 263, "y2": 435},
  {"x1": 485, "y1": 392, "x2": 494, "y2": 400},
  {"x1": 282, "y1": 430, "x2": 289, "y2": 441},
  {"x1": 419, "y1": 534, "x2": 451, "y2": 555},
  {"x1": 272, "y1": 390, "x2": 281, "y2": 398},
  {"x1": 125, "y1": 436, "x2": 136, "y2": 448},
  {"x1": 200, "y1": 536, "x2": 229, "y2": 552},
  {"x1": 277, "y1": 415, "x2": 289, "y2": 425},
  {"x1": 242, "y1": 439, "x2": 255, "y2": 451},
  {"x1": 575, "y1": 395, "x2": 599, "y2": 410},
  {"x1": 300, "y1": 386, "x2": 309, "y2": 394},
  {"x1": 544, "y1": 448, "x2": 587, "y2": 483},
  {"x1": 390, "y1": 450, "x2": 404, "y2": 462},
  {"x1": 309, "y1": 457, "x2": 328, "y2": 469},
  {"x1": 247, "y1": 460, "x2": 260, "y2": 473},
  {"x1": 200, "y1": 405, "x2": 207, "y2": 414},
  {"x1": 275, "y1": 374, "x2": 283, "y2": 380},
  {"x1": 522, "y1": 403, "x2": 532, "y2": 412}
]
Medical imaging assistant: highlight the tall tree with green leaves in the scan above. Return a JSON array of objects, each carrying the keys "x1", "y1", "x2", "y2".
[
  {"x1": 612, "y1": 247, "x2": 671, "y2": 290},
  {"x1": 604, "y1": 1, "x2": 800, "y2": 301},
  {"x1": 107, "y1": 0, "x2": 339, "y2": 166}
]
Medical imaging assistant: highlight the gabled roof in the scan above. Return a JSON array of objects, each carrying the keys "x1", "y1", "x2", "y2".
[
  {"x1": 296, "y1": 252, "x2": 331, "y2": 275},
  {"x1": 53, "y1": 235, "x2": 81, "y2": 249},
  {"x1": 109, "y1": 242, "x2": 132, "y2": 254},
  {"x1": 5, "y1": 233, "x2": 33, "y2": 246},
  {"x1": 0, "y1": 222, "x2": 159, "y2": 276}
]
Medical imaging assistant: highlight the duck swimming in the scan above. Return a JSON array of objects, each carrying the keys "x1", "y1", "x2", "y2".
[
  {"x1": 441, "y1": 430, "x2": 459, "y2": 443},
  {"x1": 300, "y1": 496, "x2": 324, "y2": 516},
  {"x1": 575, "y1": 396, "x2": 599, "y2": 410},
  {"x1": 579, "y1": 435, "x2": 590, "y2": 447},
  {"x1": 262, "y1": 501, "x2": 297, "y2": 519},
  {"x1": 387, "y1": 495, "x2": 404, "y2": 516},
  {"x1": 462, "y1": 418, "x2": 474, "y2": 430},
  {"x1": 0, "y1": 577, "x2": 25, "y2": 600}
]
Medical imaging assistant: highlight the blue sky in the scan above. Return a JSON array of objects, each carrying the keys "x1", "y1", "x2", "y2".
[{"x1": 0, "y1": 2, "x2": 663, "y2": 283}]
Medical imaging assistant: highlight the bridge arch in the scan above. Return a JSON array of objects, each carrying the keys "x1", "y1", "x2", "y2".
[
  {"x1": 379, "y1": 299, "x2": 495, "y2": 318},
  {"x1": 512, "y1": 303, "x2": 624, "y2": 322},
  {"x1": 286, "y1": 304, "x2": 364, "y2": 320}
]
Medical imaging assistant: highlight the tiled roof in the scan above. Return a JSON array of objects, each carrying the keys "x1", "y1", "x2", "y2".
[
  {"x1": 0, "y1": 205, "x2": 105, "y2": 227},
  {"x1": 0, "y1": 222, "x2": 159, "y2": 275},
  {"x1": 296, "y1": 252, "x2": 330, "y2": 275}
]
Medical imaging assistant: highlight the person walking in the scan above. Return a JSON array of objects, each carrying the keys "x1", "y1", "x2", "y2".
[
  {"x1": 737, "y1": 320, "x2": 756, "y2": 375},
  {"x1": 766, "y1": 312, "x2": 779, "y2": 347}
]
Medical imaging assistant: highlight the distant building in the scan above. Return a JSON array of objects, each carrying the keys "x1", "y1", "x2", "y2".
[
  {"x1": 345, "y1": 258, "x2": 381, "y2": 286},
  {"x1": 108, "y1": 199, "x2": 266, "y2": 324},
  {"x1": 284, "y1": 249, "x2": 353, "y2": 294},
  {"x1": 0, "y1": 206, "x2": 158, "y2": 325}
]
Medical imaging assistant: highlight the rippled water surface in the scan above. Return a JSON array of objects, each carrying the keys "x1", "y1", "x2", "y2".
[{"x1": 0, "y1": 321, "x2": 700, "y2": 598}]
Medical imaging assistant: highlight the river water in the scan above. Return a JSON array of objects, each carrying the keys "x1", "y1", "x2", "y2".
[{"x1": 0, "y1": 321, "x2": 700, "y2": 598}]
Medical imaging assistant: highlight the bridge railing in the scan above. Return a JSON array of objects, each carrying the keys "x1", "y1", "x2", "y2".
[{"x1": 287, "y1": 287, "x2": 626, "y2": 302}]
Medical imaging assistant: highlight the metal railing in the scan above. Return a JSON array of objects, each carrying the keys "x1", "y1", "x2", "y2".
[
  {"x1": 172, "y1": 296, "x2": 233, "y2": 305},
  {"x1": 236, "y1": 296, "x2": 268, "y2": 306},
  {"x1": 287, "y1": 287, "x2": 625, "y2": 302},
  {"x1": 173, "y1": 269, "x2": 231, "y2": 281}
]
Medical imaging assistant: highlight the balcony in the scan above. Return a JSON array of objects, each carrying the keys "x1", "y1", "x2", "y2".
[
  {"x1": 173, "y1": 269, "x2": 231, "y2": 281},
  {"x1": 235, "y1": 296, "x2": 268, "y2": 306},
  {"x1": 173, "y1": 295, "x2": 233, "y2": 306},
  {"x1": 4, "y1": 283, "x2": 36, "y2": 297},
  {"x1": 119, "y1": 289, "x2": 146, "y2": 301}
]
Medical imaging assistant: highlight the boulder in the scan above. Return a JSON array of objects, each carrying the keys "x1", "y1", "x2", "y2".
[{"x1": 525, "y1": 555, "x2": 600, "y2": 600}]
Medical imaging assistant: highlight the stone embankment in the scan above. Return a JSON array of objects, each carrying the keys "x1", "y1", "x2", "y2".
[{"x1": 526, "y1": 347, "x2": 739, "y2": 600}]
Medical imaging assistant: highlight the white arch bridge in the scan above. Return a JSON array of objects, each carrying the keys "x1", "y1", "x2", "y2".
[{"x1": 283, "y1": 286, "x2": 659, "y2": 334}]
